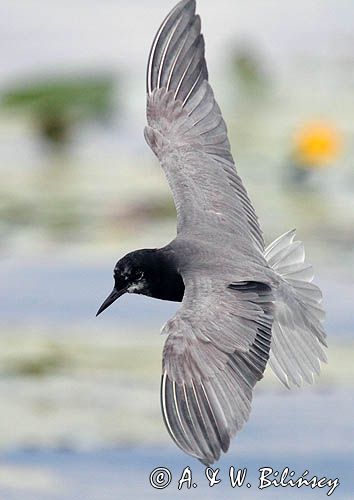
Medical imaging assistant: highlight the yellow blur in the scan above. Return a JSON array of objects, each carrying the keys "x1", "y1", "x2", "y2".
[{"x1": 293, "y1": 121, "x2": 342, "y2": 168}]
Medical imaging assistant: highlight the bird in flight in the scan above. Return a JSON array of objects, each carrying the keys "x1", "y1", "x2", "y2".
[{"x1": 97, "y1": 0, "x2": 327, "y2": 465}]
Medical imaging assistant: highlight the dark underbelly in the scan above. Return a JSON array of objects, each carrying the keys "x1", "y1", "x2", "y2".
[{"x1": 150, "y1": 273, "x2": 185, "y2": 302}]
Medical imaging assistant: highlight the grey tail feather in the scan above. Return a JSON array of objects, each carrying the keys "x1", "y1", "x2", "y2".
[{"x1": 264, "y1": 229, "x2": 327, "y2": 389}]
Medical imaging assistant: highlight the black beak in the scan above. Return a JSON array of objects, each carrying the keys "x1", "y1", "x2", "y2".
[{"x1": 96, "y1": 286, "x2": 128, "y2": 317}]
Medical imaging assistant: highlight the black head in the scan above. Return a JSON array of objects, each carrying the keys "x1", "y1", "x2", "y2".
[{"x1": 96, "y1": 250, "x2": 152, "y2": 316}]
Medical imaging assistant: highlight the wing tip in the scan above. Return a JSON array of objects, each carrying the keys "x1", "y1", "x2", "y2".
[
  {"x1": 147, "y1": 0, "x2": 204, "y2": 96},
  {"x1": 161, "y1": 371, "x2": 236, "y2": 466},
  {"x1": 177, "y1": 0, "x2": 197, "y2": 13}
]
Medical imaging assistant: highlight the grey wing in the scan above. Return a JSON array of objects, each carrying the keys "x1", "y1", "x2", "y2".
[
  {"x1": 160, "y1": 275, "x2": 273, "y2": 465},
  {"x1": 145, "y1": 0, "x2": 264, "y2": 253}
]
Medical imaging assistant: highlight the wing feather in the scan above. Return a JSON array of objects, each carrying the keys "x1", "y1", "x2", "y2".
[
  {"x1": 161, "y1": 277, "x2": 273, "y2": 465},
  {"x1": 145, "y1": 0, "x2": 264, "y2": 253}
]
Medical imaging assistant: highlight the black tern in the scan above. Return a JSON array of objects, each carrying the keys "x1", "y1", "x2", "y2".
[{"x1": 97, "y1": 0, "x2": 327, "y2": 465}]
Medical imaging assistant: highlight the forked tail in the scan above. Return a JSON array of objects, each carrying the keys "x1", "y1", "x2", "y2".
[{"x1": 265, "y1": 230, "x2": 327, "y2": 388}]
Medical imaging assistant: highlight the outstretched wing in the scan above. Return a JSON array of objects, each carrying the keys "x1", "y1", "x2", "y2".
[
  {"x1": 145, "y1": 0, "x2": 264, "y2": 253},
  {"x1": 161, "y1": 275, "x2": 273, "y2": 465}
]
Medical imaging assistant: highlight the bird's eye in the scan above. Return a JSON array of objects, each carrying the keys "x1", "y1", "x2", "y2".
[{"x1": 137, "y1": 270, "x2": 144, "y2": 280}]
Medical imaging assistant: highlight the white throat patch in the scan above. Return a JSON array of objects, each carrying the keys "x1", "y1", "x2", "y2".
[{"x1": 127, "y1": 281, "x2": 145, "y2": 293}]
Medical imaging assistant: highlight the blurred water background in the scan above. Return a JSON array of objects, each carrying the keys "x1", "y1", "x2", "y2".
[{"x1": 0, "y1": 0, "x2": 353, "y2": 498}]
